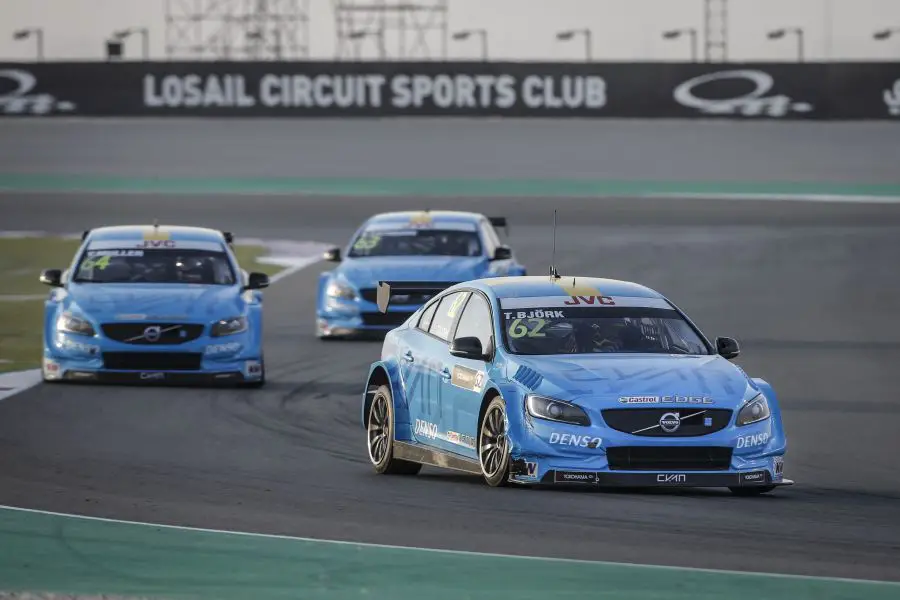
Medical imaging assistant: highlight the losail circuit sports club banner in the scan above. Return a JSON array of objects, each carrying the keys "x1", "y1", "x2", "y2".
[{"x1": 0, "y1": 61, "x2": 898, "y2": 119}]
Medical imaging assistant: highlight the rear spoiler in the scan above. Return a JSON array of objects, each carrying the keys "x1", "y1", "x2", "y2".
[
  {"x1": 377, "y1": 281, "x2": 460, "y2": 313},
  {"x1": 488, "y1": 216, "x2": 509, "y2": 236}
]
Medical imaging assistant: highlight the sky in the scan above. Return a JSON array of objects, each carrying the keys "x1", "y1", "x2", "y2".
[{"x1": 1, "y1": 0, "x2": 899, "y2": 62}]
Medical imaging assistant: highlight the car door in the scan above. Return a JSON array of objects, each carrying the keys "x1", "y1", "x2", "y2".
[
  {"x1": 397, "y1": 297, "x2": 439, "y2": 431},
  {"x1": 406, "y1": 290, "x2": 469, "y2": 451},
  {"x1": 442, "y1": 290, "x2": 495, "y2": 459}
]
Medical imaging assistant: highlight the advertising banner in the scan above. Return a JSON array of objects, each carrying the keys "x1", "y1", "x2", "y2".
[{"x1": 0, "y1": 61, "x2": 896, "y2": 119}]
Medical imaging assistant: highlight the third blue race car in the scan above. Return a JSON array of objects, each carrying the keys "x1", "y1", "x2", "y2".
[
  {"x1": 39, "y1": 224, "x2": 269, "y2": 386},
  {"x1": 316, "y1": 210, "x2": 526, "y2": 339},
  {"x1": 361, "y1": 274, "x2": 792, "y2": 495}
]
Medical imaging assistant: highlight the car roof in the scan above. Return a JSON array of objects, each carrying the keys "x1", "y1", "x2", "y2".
[
  {"x1": 86, "y1": 225, "x2": 226, "y2": 244},
  {"x1": 364, "y1": 211, "x2": 485, "y2": 229},
  {"x1": 473, "y1": 275, "x2": 666, "y2": 300}
]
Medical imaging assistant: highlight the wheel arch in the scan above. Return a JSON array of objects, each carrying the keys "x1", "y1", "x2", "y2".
[{"x1": 476, "y1": 385, "x2": 504, "y2": 436}]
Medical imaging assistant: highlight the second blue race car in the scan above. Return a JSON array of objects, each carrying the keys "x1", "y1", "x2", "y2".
[
  {"x1": 39, "y1": 224, "x2": 270, "y2": 386},
  {"x1": 316, "y1": 210, "x2": 526, "y2": 339},
  {"x1": 361, "y1": 275, "x2": 792, "y2": 495}
]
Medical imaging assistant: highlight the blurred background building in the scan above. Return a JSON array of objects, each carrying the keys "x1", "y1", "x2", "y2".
[{"x1": 3, "y1": 0, "x2": 899, "y2": 62}]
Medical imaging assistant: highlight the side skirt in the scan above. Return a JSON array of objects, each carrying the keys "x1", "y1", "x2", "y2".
[{"x1": 393, "y1": 441, "x2": 482, "y2": 476}]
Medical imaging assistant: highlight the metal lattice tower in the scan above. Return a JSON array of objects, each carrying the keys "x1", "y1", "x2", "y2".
[
  {"x1": 704, "y1": 0, "x2": 728, "y2": 62},
  {"x1": 165, "y1": 0, "x2": 311, "y2": 60},
  {"x1": 332, "y1": 0, "x2": 449, "y2": 60}
]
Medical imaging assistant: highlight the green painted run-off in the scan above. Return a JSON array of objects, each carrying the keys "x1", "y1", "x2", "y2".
[
  {"x1": 1, "y1": 174, "x2": 900, "y2": 198},
  {"x1": 1, "y1": 507, "x2": 898, "y2": 600}
]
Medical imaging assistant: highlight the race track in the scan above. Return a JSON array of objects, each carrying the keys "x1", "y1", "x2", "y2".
[{"x1": 1, "y1": 119, "x2": 899, "y2": 585}]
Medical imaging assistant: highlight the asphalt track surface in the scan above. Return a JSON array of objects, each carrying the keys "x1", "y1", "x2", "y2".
[
  {"x1": 1, "y1": 118, "x2": 899, "y2": 182},
  {"x1": 1, "y1": 191, "x2": 900, "y2": 583}
]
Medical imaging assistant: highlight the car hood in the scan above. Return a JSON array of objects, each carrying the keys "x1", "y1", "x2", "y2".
[
  {"x1": 509, "y1": 354, "x2": 758, "y2": 410},
  {"x1": 63, "y1": 283, "x2": 245, "y2": 322},
  {"x1": 337, "y1": 256, "x2": 489, "y2": 288}
]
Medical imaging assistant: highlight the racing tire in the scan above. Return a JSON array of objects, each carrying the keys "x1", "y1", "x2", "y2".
[
  {"x1": 729, "y1": 485, "x2": 776, "y2": 496},
  {"x1": 367, "y1": 384, "x2": 421, "y2": 476},
  {"x1": 478, "y1": 396, "x2": 511, "y2": 487}
]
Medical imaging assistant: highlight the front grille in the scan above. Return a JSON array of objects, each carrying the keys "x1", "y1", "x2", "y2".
[
  {"x1": 101, "y1": 323, "x2": 205, "y2": 345},
  {"x1": 102, "y1": 352, "x2": 203, "y2": 371},
  {"x1": 606, "y1": 446, "x2": 733, "y2": 471},
  {"x1": 601, "y1": 408, "x2": 733, "y2": 437},
  {"x1": 359, "y1": 288, "x2": 435, "y2": 306},
  {"x1": 361, "y1": 312, "x2": 413, "y2": 327}
]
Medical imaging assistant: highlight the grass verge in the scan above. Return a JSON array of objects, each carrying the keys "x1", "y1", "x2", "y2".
[{"x1": 0, "y1": 237, "x2": 286, "y2": 374}]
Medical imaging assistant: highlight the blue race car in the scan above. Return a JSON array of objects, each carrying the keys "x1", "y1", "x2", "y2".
[
  {"x1": 362, "y1": 275, "x2": 792, "y2": 495},
  {"x1": 316, "y1": 210, "x2": 526, "y2": 339},
  {"x1": 38, "y1": 224, "x2": 270, "y2": 387}
]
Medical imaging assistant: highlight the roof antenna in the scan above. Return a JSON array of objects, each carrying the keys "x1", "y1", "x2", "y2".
[
  {"x1": 549, "y1": 209, "x2": 560, "y2": 280},
  {"x1": 152, "y1": 218, "x2": 159, "y2": 229}
]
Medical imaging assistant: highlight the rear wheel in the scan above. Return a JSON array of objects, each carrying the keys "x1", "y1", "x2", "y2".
[
  {"x1": 478, "y1": 396, "x2": 511, "y2": 487},
  {"x1": 729, "y1": 485, "x2": 776, "y2": 496},
  {"x1": 367, "y1": 385, "x2": 421, "y2": 475}
]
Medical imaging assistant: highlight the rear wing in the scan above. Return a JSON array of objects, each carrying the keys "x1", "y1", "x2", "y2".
[
  {"x1": 376, "y1": 281, "x2": 460, "y2": 313},
  {"x1": 488, "y1": 216, "x2": 509, "y2": 236}
]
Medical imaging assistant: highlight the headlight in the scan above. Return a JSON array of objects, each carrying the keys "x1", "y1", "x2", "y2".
[
  {"x1": 56, "y1": 312, "x2": 95, "y2": 336},
  {"x1": 526, "y1": 394, "x2": 591, "y2": 426},
  {"x1": 736, "y1": 393, "x2": 771, "y2": 426},
  {"x1": 211, "y1": 316, "x2": 248, "y2": 337},
  {"x1": 326, "y1": 280, "x2": 357, "y2": 300}
]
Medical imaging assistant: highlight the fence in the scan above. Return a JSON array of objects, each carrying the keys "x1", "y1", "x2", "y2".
[{"x1": 1, "y1": 61, "x2": 898, "y2": 119}]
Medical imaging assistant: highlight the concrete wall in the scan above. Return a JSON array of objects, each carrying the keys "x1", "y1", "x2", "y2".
[{"x1": 1, "y1": 0, "x2": 899, "y2": 62}]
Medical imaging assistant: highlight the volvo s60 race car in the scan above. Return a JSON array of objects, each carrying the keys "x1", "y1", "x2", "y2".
[
  {"x1": 316, "y1": 210, "x2": 526, "y2": 339},
  {"x1": 361, "y1": 275, "x2": 792, "y2": 495},
  {"x1": 39, "y1": 224, "x2": 270, "y2": 387}
]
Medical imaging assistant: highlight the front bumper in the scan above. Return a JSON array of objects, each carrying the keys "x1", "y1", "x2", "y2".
[
  {"x1": 43, "y1": 331, "x2": 263, "y2": 386},
  {"x1": 317, "y1": 299, "x2": 418, "y2": 338},
  {"x1": 509, "y1": 457, "x2": 793, "y2": 488},
  {"x1": 508, "y1": 413, "x2": 790, "y2": 489}
]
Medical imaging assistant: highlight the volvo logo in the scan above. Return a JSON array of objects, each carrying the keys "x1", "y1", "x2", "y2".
[
  {"x1": 659, "y1": 412, "x2": 681, "y2": 433},
  {"x1": 143, "y1": 326, "x2": 162, "y2": 342}
]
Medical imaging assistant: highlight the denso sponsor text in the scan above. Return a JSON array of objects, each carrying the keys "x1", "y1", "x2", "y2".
[
  {"x1": 548, "y1": 432, "x2": 602, "y2": 448},
  {"x1": 736, "y1": 432, "x2": 770, "y2": 449}
]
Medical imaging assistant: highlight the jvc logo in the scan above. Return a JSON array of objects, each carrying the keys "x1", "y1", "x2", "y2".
[
  {"x1": 564, "y1": 295, "x2": 615, "y2": 306},
  {"x1": 657, "y1": 474, "x2": 686, "y2": 483},
  {"x1": 0, "y1": 70, "x2": 76, "y2": 115}
]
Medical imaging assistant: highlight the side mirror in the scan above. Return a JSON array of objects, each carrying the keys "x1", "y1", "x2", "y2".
[
  {"x1": 245, "y1": 272, "x2": 270, "y2": 290},
  {"x1": 492, "y1": 246, "x2": 512, "y2": 261},
  {"x1": 716, "y1": 336, "x2": 740, "y2": 360},
  {"x1": 40, "y1": 268, "x2": 63, "y2": 287},
  {"x1": 323, "y1": 247, "x2": 342, "y2": 262},
  {"x1": 450, "y1": 336, "x2": 489, "y2": 361}
]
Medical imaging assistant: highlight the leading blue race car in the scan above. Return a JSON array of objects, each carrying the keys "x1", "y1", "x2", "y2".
[
  {"x1": 316, "y1": 210, "x2": 526, "y2": 339},
  {"x1": 39, "y1": 224, "x2": 270, "y2": 387},
  {"x1": 361, "y1": 275, "x2": 792, "y2": 495}
]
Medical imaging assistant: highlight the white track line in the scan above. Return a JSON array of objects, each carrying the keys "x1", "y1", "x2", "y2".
[{"x1": 1, "y1": 504, "x2": 898, "y2": 587}]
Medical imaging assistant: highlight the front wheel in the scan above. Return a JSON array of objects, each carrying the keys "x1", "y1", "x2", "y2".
[
  {"x1": 478, "y1": 396, "x2": 511, "y2": 487},
  {"x1": 367, "y1": 385, "x2": 421, "y2": 475}
]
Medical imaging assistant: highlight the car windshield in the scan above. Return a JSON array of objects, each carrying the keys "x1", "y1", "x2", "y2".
[
  {"x1": 347, "y1": 228, "x2": 483, "y2": 257},
  {"x1": 501, "y1": 305, "x2": 710, "y2": 355},
  {"x1": 72, "y1": 248, "x2": 236, "y2": 285}
]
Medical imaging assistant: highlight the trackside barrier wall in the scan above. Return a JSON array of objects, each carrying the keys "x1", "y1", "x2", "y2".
[{"x1": 0, "y1": 61, "x2": 898, "y2": 119}]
